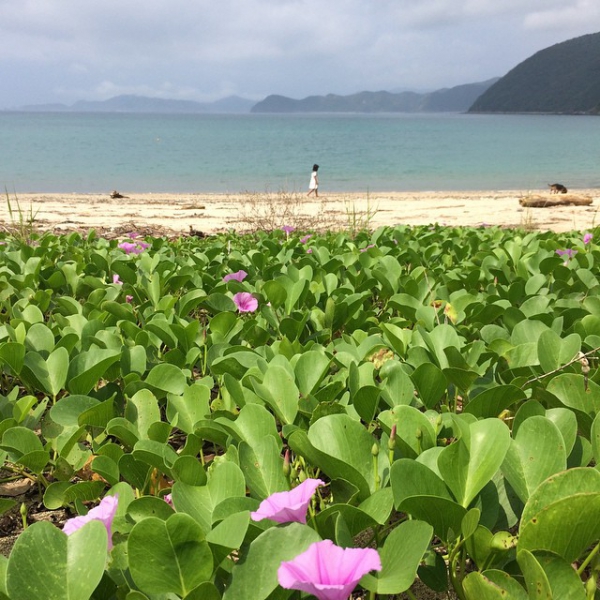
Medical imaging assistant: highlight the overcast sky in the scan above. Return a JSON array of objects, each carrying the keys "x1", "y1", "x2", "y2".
[{"x1": 1, "y1": 0, "x2": 599, "y2": 108}]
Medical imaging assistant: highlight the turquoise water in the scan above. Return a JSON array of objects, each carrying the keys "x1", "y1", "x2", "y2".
[{"x1": 1, "y1": 112, "x2": 599, "y2": 193}]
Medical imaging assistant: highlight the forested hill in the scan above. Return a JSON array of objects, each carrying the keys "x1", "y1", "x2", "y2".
[
  {"x1": 469, "y1": 32, "x2": 600, "y2": 115},
  {"x1": 251, "y1": 79, "x2": 498, "y2": 113}
]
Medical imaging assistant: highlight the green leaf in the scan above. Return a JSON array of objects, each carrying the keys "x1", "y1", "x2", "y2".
[
  {"x1": 252, "y1": 364, "x2": 299, "y2": 425},
  {"x1": 128, "y1": 514, "x2": 212, "y2": 597},
  {"x1": 519, "y1": 468, "x2": 600, "y2": 562},
  {"x1": 379, "y1": 405, "x2": 436, "y2": 458},
  {"x1": 172, "y1": 461, "x2": 246, "y2": 534},
  {"x1": 167, "y1": 384, "x2": 210, "y2": 434},
  {"x1": 288, "y1": 414, "x2": 378, "y2": 501},
  {"x1": 44, "y1": 347, "x2": 69, "y2": 397},
  {"x1": 501, "y1": 416, "x2": 567, "y2": 504},
  {"x1": 538, "y1": 330, "x2": 580, "y2": 373},
  {"x1": 464, "y1": 385, "x2": 526, "y2": 418},
  {"x1": 145, "y1": 363, "x2": 187, "y2": 395},
  {"x1": 463, "y1": 570, "x2": 528, "y2": 600},
  {"x1": 517, "y1": 549, "x2": 552, "y2": 600},
  {"x1": 7, "y1": 520, "x2": 107, "y2": 600},
  {"x1": 206, "y1": 510, "x2": 250, "y2": 565},
  {"x1": 294, "y1": 351, "x2": 331, "y2": 397},
  {"x1": 223, "y1": 523, "x2": 320, "y2": 600},
  {"x1": 547, "y1": 374, "x2": 600, "y2": 436},
  {"x1": 438, "y1": 418, "x2": 511, "y2": 508},
  {"x1": 239, "y1": 436, "x2": 288, "y2": 499},
  {"x1": 361, "y1": 520, "x2": 432, "y2": 594},
  {"x1": 411, "y1": 363, "x2": 447, "y2": 408},
  {"x1": 67, "y1": 348, "x2": 121, "y2": 395}
]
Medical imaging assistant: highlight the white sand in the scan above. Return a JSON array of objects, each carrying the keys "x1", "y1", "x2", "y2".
[{"x1": 1, "y1": 189, "x2": 598, "y2": 236}]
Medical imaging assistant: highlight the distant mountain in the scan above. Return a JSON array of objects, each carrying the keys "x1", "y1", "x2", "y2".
[
  {"x1": 251, "y1": 79, "x2": 498, "y2": 113},
  {"x1": 12, "y1": 94, "x2": 255, "y2": 114},
  {"x1": 469, "y1": 32, "x2": 600, "y2": 115}
]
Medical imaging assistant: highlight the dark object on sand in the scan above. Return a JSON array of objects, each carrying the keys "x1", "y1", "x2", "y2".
[
  {"x1": 519, "y1": 193, "x2": 592, "y2": 208},
  {"x1": 110, "y1": 190, "x2": 129, "y2": 199},
  {"x1": 188, "y1": 225, "x2": 206, "y2": 238},
  {"x1": 548, "y1": 183, "x2": 568, "y2": 194}
]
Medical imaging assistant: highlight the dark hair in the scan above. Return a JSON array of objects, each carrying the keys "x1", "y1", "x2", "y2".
[{"x1": 312, "y1": 164, "x2": 319, "y2": 171}]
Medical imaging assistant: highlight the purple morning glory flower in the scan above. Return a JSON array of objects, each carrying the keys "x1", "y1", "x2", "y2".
[
  {"x1": 556, "y1": 248, "x2": 577, "y2": 258},
  {"x1": 164, "y1": 493, "x2": 173, "y2": 506},
  {"x1": 282, "y1": 226, "x2": 295, "y2": 234},
  {"x1": 63, "y1": 495, "x2": 119, "y2": 549},
  {"x1": 360, "y1": 244, "x2": 376, "y2": 253},
  {"x1": 126, "y1": 294, "x2": 133, "y2": 303},
  {"x1": 118, "y1": 242, "x2": 141, "y2": 254},
  {"x1": 223, "y1": 269, "x2": 248, "y2": 283},
  {"x1": 584, "y1": 233, "x2": 593, "y2": 244},
  {"x1": 118, "y1": 241, "x2": 149, "y2": 254},
  {"x1": 251, "y1": 478, "x2": 325, "y2": 524},
  {"x1": 112, "y1": 274, "x2": 122, "y2": 285},
  {"x1": 278, "y1": 539, "x2": 382, "y2": 600},
  {"x1": 233, "y1": 292, "x2": 258, "y2": 313},
  {"x1": 300, "y1": 234, "x2": 312, "y2": 244}
]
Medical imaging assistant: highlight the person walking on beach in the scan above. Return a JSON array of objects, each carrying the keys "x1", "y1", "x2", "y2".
[{"x1": 307, "y1": 164, "x2": 319, "y2": 197}]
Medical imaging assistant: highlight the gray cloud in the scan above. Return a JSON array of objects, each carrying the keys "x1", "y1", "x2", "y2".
[{"x1": 0, "y1": 0, "x2": 598, "y2": 107}]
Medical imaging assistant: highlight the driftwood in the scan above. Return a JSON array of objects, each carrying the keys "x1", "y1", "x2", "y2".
[
  {"x1": 519, "y1": 194, "x2": 593, "y2": 208},
  {"x1": 110, "y1": 190, "x2": 129, "y2": 199}
]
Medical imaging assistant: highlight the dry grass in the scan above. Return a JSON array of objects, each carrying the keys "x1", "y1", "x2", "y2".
[{"x1": 234, "y1": 189, "x2": 379, "y2": 235}]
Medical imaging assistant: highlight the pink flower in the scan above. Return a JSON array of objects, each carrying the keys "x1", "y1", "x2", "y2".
[
  {"x1": 556, "y1": 248, "x2": 576, "y2": 258},
  {"x1": 360, "y1": 244, "x2": 376, "y2": 253},
  {"x1": 164, "y1": 493, "x2": 173, "y2": 506},
  {"x1": 118, "y1": 241, "x2": 147, "y2": 254},
  {"x1": 117, "y1": 242, "x2": 139, "y2": 254},
  {"x1": 278, "y1": 540, "x2": 382, "y2": 600},
  {"x1": 63, "y1": 495, "x2": 119, "y2": 549},
  {"x1": 300, "y1": 234, "x2": 312, "y2": 244},
  {"x1": 282, "y1": 226, "x2": 295, "y2": 234},
  {"x1": 306, "y1": 248, "x2": 313, "y2": 254},
  {"x1": 126, "y1": 294, "x2": 133, "y2": 303},
  {"x1": 584, "y1": 233, "x2": 593, "y2": 244},
  {"x1": 233, "y1": 292, "x2": 258, "y2": 313},
  {"x1": 112, "y1": 274, "x2": 122, "y2": 285},
  {"x1": 251, "y1": 478, "x2": 325, "y2": 524},
  {"x1": 223, "y1": 269, "x2": 248, "y2": 283}
]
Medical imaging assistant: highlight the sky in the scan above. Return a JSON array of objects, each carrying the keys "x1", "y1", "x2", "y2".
[{"x1": 1, "y1": 0, "x2": 599, "y2": 109}]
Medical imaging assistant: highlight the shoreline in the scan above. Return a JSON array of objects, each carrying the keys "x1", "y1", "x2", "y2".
[{"x1": 1, "y1": 189, "x2": 598, "y2": 236}]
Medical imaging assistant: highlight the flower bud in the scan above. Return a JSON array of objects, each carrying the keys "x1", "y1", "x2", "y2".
[
  {"x1": 387, "y1": 424, "x2": 397, "y2": 451},
  {"x1": 283, "y1": 449, "x2": 291, "y2": 478}
]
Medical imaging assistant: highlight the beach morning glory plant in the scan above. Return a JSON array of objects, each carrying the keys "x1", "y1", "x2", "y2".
[
  {"x1": 233, "y1": 291, "x2": 258, "y2": 313},
  {"x1": 250, "y1": 478, "x2": 325, "y2": 524},
  {"x1": 63, "y1": 495, "x2": 119, "y2": 549},
  {"x1": 278, "y1": 540, "x2": 382, "y2": 600}
]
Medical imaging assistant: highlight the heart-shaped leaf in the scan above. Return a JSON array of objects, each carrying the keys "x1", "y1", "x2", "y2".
[
  {"x1": 128, "y1": 514, "x2": 213, "y2": 597},
  {"x1": 438, "y1": 418, "x2": 510, "y2": 508},
  {"x1": 7, "y1": 520, "x2": 107, "y2": 600}
]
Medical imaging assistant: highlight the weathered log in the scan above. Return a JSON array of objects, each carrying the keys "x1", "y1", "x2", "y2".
[{"x1": 519, "y1": 194, "x2": 593, "y2": 208}]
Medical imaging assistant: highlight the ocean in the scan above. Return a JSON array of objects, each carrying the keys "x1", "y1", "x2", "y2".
[{"x1": 1, "y1": 111, "x2": 599, "y2": 194}]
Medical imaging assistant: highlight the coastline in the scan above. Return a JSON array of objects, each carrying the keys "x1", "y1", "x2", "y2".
[{"x1": 2, "y1": 189, "x2": 599, "y2": 236}]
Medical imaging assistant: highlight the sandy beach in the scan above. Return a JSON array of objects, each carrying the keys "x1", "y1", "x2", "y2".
[{"x1": 1, "y1": 189, "x2": 598, "y2": 237}]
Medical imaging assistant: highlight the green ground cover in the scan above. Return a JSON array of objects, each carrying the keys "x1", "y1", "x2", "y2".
[{"x1": 1, "y1": 223, "x2": 600, "y2": 599}]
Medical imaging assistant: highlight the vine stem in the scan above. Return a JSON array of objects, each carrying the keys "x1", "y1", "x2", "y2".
[
  {"x1": 578, "y1": 541, "x2": 600, "y2": 576},
  {"x1": 522, "y1": 346, "x2": 600, "y2": 388}
]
